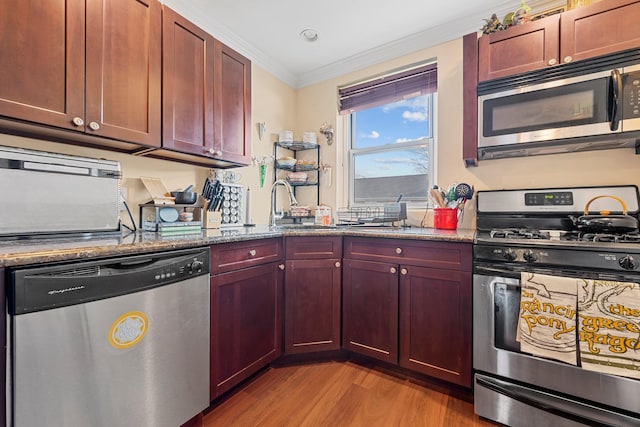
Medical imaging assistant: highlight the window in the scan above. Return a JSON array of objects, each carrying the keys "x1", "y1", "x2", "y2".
[{"x1": 339, "y1": 63, "x2": 437, "y2": 206}]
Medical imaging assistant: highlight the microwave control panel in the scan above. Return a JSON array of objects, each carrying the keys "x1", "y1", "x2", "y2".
[{"x1": 623, "y1": 71, "x2": 640, "y2": 119}]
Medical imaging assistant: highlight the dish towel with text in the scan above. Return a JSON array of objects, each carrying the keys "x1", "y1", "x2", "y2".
[
  {"x1": 518, "y1": 272, "x2": 578, "y2": 365},
  {"x1": 578, "y1": 279, "x2": 640, "y2": 379}
]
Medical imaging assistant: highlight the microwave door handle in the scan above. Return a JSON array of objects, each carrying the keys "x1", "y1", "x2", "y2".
[{"x1": 609, "y1": 69, "x2": 622, "y2": 131}]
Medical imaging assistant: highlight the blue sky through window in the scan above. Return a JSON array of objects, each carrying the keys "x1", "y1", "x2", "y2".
[{"x1": 353, "y1": 95, "x2": 431, "y2": 178}]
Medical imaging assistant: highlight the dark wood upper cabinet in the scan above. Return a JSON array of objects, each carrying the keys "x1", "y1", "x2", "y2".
[
  {"x1": 478, "y1": 15, "x2": 560, "y2": 82},
  {"x1": 478, "y1": 0, "x2": 640, "y2": 82},
  {"x1": 0, "y1": 0, "x2": 161, "y2": 147},
  {"x1": 0, "y1": 0, "x2": 85, "y2": 131},
  {"x1": 560, "y1": 0, "x2": 640, "y2": 63},
  {"x1": 214, "y1": 42, "x2": 252, "y2": 165},
  {"x1": 85, "y1": 0, "x2": 161, "y2": 146},
  {"x1": 162, "y1": 7, "x2": 215, "y2": 157}
]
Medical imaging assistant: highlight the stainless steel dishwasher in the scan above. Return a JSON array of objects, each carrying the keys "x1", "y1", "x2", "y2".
[{"x1": 7, "y1": 247, "x2": 210, "y2": 427}]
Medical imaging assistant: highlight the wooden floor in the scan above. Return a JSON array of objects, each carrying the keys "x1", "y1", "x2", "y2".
[{"x1": 203, "y1": 361, "x2": 499, "y2": 426}]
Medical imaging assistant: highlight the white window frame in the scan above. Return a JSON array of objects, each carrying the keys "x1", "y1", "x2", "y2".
[{"x1": 342, "y1": 92, "x2": 437, "y2": 208}]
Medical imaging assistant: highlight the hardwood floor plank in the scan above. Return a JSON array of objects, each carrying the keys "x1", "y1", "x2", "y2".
[{"x1": 204, "y1": 361, "x2": 499, "y2": 427}]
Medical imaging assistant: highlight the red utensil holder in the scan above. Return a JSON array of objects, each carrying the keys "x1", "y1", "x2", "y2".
[{"x1": 434, "y1": 208, "x2": 458, "y2": 230}]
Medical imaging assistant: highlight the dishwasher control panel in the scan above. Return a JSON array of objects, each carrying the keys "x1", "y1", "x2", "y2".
[{"x1": 10, "y1": 247, "x2": 210, "y2": 315}]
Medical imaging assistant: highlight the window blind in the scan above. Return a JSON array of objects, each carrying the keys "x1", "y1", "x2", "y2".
[{"x1": 338, "y1": 63, "x2": 437, "y2": 114}]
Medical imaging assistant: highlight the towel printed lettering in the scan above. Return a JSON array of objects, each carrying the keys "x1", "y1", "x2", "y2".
[
  {"x1": 520, "y1": 289, "x2": 576, "y2": 340},
  {"x1": 580, "y1": 302, "x2": 640, "y2": 354}
]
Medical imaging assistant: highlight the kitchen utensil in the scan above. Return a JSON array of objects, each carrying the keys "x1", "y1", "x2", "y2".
[
  {"x1": 569, "y1": 195, "x2": 639, "y2": 233},
  {"x1": 430, "y1": 188, "x2": 446, "y2": 208},
  {"x1": 454, "y1": 183, "x2": 474, "y2": 200},
  {"x1": 170, "y1": 190, "x2": 198, "y2": 204}
]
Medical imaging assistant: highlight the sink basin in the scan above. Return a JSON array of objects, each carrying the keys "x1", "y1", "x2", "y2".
[{"x1": 273, "y1": 224, "x2": 337, "y2": 230}]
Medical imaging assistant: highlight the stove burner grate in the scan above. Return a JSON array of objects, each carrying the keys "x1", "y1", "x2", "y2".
[
  {"x1": 489, "y1": 228, "x2": 550, "y2": 240},
  {"x1": 570, "y1": 231, "x2": 640, "y2": 243}
]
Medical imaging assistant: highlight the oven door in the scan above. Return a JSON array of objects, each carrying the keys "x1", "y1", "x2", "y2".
[{"x1": 473, "y1": 264, "x2": 640, "y2": 427}]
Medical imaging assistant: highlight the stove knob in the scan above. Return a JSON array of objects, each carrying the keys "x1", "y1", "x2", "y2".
[
  {"x1": 503, "y1": 249, "x2": 517, "y2": 261},
  {"x1": 190, "y1": 260, "x2": 204, "y2": 274},
  {"x1": 619, "y1": 255, "x2": 637, "y2": 271},
  {"x1": 523, "y1": 250, "x2": 537, "y2": 263}
]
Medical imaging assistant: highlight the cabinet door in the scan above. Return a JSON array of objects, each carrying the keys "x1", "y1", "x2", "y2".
[
  {"x1": 214, "y1": 42, "x2": 252, "y2": 165},
  {"x1": 0, "y1": 0, "x2": 85, "y2": 130},
  {"x1": 284, "y1": 259, "x2": 341, "y2": 354},
  {"x1": 162, "y1": 7, "x2": 215, "y2": 156},
  {"x1": 85, "y1": 0, "x2": 161, "y2": 146},
  {"x1": 210, "y1": 262, "x2": 283, "y2": 399},
  {"x1": 342, "y1": 259, "x2": 398, "y2": 364},
  {"x1": 560, "y1": 0, "x2": 640, "y2": 64},
  {"x1": 399, "y1": 265, "x2": 472, "y2": 387},
  {"x1": 478, "y1": 14, "x2": 560, "y2": 82}
]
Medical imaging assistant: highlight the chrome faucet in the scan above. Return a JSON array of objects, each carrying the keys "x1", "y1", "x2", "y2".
[{"x1": 270, "y1": 179, "x2": 298, "y2": 227}]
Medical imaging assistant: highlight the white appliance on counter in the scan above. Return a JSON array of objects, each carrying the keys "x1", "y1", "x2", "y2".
[{"x1": 0, "y1": 145, "x2": 121, "y2": 237}]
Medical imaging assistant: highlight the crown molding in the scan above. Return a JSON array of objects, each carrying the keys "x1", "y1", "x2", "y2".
[
  {"x1": 160, "y1": 0, "x2": 298, "y2": 86},
  {"x1": 162, "y1": 0, "x2": 563, "y2": 89}
]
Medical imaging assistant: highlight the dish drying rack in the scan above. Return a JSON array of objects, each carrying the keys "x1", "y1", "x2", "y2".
[{"x1": 337, "y1": 203, "x2": 407, "y2": 226}]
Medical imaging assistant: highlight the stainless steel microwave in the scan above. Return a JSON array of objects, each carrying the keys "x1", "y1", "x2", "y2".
[{"x1": 477, "y1": 54, "x2": 640, "y2": 160}]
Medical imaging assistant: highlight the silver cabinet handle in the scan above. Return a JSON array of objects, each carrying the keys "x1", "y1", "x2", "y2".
[
  {"x1": 563, "y1": 56, "x2": 572, "y2": 63},
  {"x1": 335, "y1": 261, "x2": 341, "y2": 268},
  {"x1": 88, "y1": 121, "x2": 100, "y2": 131},
  {"x1": 400, "y1": 268, "x2": 408, "y2": 275},
  {"x1": 215, "y1": 150, "x2": 222, "y2": 156},
  {"x1": 390, "y1": 267, "x2": 397, "y2": 274},
  {"x1": 548, "y1": 58, "x2": 557, "y2": 66},
  {"x1": 249, "y1": 249, "x2": 257, "y2": 257},
  {"x1": 395, "y1": 247, "x2": 403, "y2": 254},
  {"x1": 72, "y1": 117, "x2": 84, "y2": 127},
  {"x1": 207, "y1": 147, "x2": 215, "y2": 154},
  {"x1": 278, "y1": 264, "x2": 285, "y2": 270}
]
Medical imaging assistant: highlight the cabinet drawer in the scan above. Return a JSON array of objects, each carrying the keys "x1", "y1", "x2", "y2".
[
  {"x1": 285, "y1": 236, "x2": 342, "y2": 259},
  {"x1": 344, "y1": 237, "x2": 471, "y2": 271},
  {"x1": 211, "y1": 238, "x2": 283, "y2": 274}
]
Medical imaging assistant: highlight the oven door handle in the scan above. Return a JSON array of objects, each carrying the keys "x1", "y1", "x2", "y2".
[
  {"x1": 476, "y1": 374, "x2": 637, "y2": 427},
  {"x1": 609, "y1": 69, "x2": 622, "y2": 131}
]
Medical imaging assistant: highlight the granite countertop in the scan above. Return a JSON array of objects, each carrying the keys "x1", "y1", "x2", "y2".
[{"x1": 0, "y1": 225, "x2": 475, "y2": 268}]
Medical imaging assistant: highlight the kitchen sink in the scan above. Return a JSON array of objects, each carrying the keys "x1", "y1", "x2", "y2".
[{"x1": 272, "y1": 224, "x2": 338, "y2": 230}]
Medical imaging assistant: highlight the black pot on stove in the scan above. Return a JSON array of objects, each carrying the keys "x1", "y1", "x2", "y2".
[{"x1": 569, "y1": 195, "x2": 639, "y2": 233}]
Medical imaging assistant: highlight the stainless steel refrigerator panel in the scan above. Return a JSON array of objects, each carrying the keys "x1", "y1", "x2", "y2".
[{"x1": 12, "y1": 275, "x2": 209, "y2": 427}]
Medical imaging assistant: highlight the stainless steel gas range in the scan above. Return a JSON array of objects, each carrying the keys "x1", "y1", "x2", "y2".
[{"x1": 473, "y1": 185, "x2": 640, "y2": 427}]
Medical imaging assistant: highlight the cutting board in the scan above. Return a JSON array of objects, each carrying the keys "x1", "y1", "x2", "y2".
[{"x1": 140, "y1": 177, "x2": 175, "y2": 205}]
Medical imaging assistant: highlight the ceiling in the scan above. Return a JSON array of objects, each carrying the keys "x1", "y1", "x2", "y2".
[{"x1": 163, "y1": 0, "x2": 560, "y2": 88}]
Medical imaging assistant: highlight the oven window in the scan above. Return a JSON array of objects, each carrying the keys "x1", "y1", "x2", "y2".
[
  {"x1": 494, "y1": 281, "x2": 522, "y2": 353},
  {"x1": 482, "y1": 77, "x2": 609, "y2": 136}
]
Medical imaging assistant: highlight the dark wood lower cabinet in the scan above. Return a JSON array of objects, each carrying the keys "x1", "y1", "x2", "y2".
[
  {"x1": 399, "y1": 265, "x2": 472, "y2": 387},
  {"x1": 342, "y1": 259, "x2": 399, "y2": 364},
  {"x1": 284, "y1": 258, "x2": 341, "y2": 354},
  {"x1": 210, "y1": 261, "x2": 283, "y2": 399}
]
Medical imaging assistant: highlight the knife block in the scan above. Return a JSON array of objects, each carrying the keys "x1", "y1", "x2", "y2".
[{"x1": 198, "y1": 196, "x2": 222, "y2": 228}]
